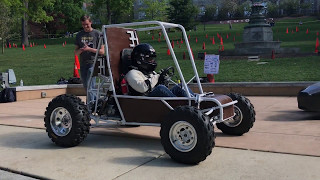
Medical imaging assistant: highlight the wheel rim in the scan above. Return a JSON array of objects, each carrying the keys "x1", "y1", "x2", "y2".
[
  {"x1": 169, "y1": 121, "x2": 197, "y2": 152},
  {"x1": 50, "y1": 107, "x2": 72, "y2": 136},
  {"x1": 223, "y1": 105, "x2": 243, "y2": 127}
]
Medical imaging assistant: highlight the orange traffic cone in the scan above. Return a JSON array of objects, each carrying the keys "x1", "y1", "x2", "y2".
[
  {"x1": 74, "y1": 55, "x2": 80, "y2": 78},
  {"x1": 207, "y1": 74, "x2": 215, "y2": 83},
  {"x1": 74, "y1": 63, "x2": 80, "y2": 78},
  {"x1": 75, "y1": 55, "x2": 80, "y2": 69},
  {"x1": 212, "y1": 36, "x2": 215, "y2": 45},
  {"x1": 44, "y1": 44, "x2": 46, "y2": 48},
  {"x1": 271, "y1": 50, "x2": 275, "y2": 59},
  {"x1": 286, "y1": 27, "x2": 289, "y2": 34}
]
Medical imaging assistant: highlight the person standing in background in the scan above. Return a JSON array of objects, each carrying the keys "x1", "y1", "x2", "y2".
[{"x1": 74, "y1": 15, "x2": 104, "y2": 103}]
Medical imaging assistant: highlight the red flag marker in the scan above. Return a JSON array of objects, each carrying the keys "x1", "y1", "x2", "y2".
[{"x1": 315, "y1": 37, "x2": 319, "y2": 53}]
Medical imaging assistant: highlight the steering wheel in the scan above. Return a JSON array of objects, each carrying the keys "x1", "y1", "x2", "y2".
[{"x1": 158, "y1": 66, "x2": 174, "y2": 86}]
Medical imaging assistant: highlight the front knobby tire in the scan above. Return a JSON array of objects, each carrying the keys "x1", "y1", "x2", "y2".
[
  {"x1": 217, "y1": 93, "x2": 255, "y2": 136},
  {"x1": 44, "y1": 94, "x2": 90, "y2": 147},
  {"x1": 160, "y1": 106, "x2": 215, "y2": 164}
]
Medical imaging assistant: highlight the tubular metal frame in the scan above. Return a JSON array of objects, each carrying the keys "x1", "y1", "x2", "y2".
[{"x1": 87, "y1": 21, "x2": 237, "y2": 126}]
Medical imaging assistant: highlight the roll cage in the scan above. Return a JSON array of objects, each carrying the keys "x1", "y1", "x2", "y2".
[{"x1": 87, "y1": 21, "x2": 237, "y2": 126}]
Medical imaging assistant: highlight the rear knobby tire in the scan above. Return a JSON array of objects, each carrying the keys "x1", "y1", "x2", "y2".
[
  {"x1": 160, "y1": 106, "x2": 215, "y2": 164},
  {"x1": 216, "y1": 93, "x2": 255, "y2": 136},
  {"x1": 44, "y1": 94, "x2": 90, "y2": 147}
]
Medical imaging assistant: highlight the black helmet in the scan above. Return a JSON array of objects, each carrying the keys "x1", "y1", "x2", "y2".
[{"x1": 131, "y1": 43, "x2": 157, "y2": 73}]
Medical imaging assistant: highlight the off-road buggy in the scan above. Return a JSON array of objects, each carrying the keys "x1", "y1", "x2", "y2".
[{"x1": 44, "y1": 21, "x2": 255, "y2": 164}]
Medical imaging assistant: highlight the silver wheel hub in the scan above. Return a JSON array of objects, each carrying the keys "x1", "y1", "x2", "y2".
[
  {"x1": 223, "y1": 105, "x2": 243, "y2": 127},
  {"x1": 169, "y1": 121, "x2": 197, "y2": 152},
  {"x1": 50, "y1": 107, "x2": 72, "y2": 136}
]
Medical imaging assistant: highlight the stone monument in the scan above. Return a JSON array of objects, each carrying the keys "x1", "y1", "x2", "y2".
[{"x1": 234, "y1": 0, "x2": 281, "y2": 55}]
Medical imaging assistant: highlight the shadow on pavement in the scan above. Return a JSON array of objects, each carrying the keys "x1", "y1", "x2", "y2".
[{"x1": 265, "y1": 110, "x2": 320, "y2": 121}]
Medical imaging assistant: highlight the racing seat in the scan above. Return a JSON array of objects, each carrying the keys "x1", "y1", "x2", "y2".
[{"x1": 93, "y1": 27, "x2": 137, "y2": 95}]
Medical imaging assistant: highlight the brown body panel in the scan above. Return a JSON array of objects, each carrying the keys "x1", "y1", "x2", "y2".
[{"x1": 117, "y1": 94, "x2": 234, "y2": 123}]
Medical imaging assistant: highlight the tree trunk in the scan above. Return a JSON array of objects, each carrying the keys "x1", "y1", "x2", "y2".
[
  {"x1": 21, "y1": 0, "x2": 29, "y2": 47},
  {"x1": 107, "y1": 0, "x2": 111, "y2": 24}
]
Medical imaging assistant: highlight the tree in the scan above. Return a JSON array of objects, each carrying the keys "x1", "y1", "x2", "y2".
[
  {"x1": 218, "y1": 0, "x2": 238, "y2": 20},
  {"x1": 0, "y1": 2, "x2": 12, "y2": 53},
  {"x1": 21, "y1": 0, "x2": 54, "y2": 46},
  {"x1": 279, "y1": 0, "x2": 300, "y2": 16},
  {"x1": 201, "y1": 4, "x2": 217, "y2": 22},
  {"x1": 45, "y1": 0, "x2": 85, "y2": 34},
  {"x1": 266, "y1": 1, "x2": 279, "y2": 17},
  {"x1": 234, "y1": 0, "x2": 251, "y2": 18},
  {"x1": 166, "y1": 0, "x2": 198, "y2": 30},
  {"x1": 140, "y1": 0, "x2": 168, "y2": 21},
  {"x1": 90, "y1": 0, "x2": 134, "y2": 25},
  {"x1": 4, "y1": 0, "x2": 54, "y2": 46}
]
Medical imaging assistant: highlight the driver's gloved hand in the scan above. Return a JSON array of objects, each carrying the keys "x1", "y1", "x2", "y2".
[{"x1": 158, "y1": 69, "x2": 169, "y2": 85}]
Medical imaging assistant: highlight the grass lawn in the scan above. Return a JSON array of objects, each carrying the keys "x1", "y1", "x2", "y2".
[{"x1": 0, "y1": 16, "x2": 319, "y2": 86}]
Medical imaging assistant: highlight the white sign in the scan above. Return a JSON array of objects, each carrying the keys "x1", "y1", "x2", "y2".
[{"x1": 204, "y1": 54, "x2": 220, "y2": 74}]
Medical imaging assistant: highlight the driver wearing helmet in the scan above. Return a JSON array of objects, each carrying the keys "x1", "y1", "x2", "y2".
[{"x1": 125, "y1": 43, "x2": 192, "y2": 97}]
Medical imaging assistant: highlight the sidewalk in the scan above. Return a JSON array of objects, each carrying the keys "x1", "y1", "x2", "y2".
[{"x1": 0, "y1": 96, "x2": 319, "y2": 179}]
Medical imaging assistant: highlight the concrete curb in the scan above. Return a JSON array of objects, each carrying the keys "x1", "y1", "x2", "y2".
[{"x1": 13, "y1": 81, "x2": 317, "y2": 101}]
